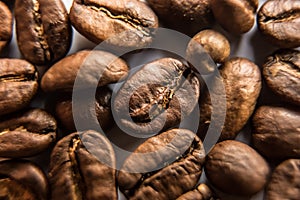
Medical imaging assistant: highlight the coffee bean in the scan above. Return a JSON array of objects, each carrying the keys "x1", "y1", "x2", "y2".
[
  {"x1": 0, "y1": 108, "x2": 57, "y2": 158},
  {"x1": 177, "y1": 184, "x2": 218, "y2": 200},
  {"x1": 266, "y1": 159, "x2": 300, "y2": 200},
  {"x1": 118, "y1": 129, "x2": 205, "y2": 199},
  {"x1": 0, "y1": 159, "x2": 49, "y2": 200},
  {"x1": 186, "y1": 29, "x2": 230, "y2": 73},
  {"x1": 211, "y1": 0, "x2": 258, "y2": 34},
  {"x1": 205, "y1": 140, "x2": 270, "y2": 196},
  {"x1": 257, "y1": 0, "x2": 300, "y2": 48},
  {"x1": 199, "y1": 57, "x2": 261, "y2": 141},
  {"x1": 263, "y1": 49, "x2": 300, "y2": 106},
  {"x1": 41, "y1": 50, "x2": 129, "y2": 92},
  {"x1": 14, "y1": 0, "x2": 72, "y2": 65},
  {"x1": 0, "y1": 1, "x2": 13, "y2": 53},
  {"x1": 147, "y1": 0, "x2": 214, "y2": 36},
  {"x1": 0, "y1": 59, "x2": 38, "y2": 116},
  {"x1": 252, "y1": 105, "x2": 300, "y2": 160},
  {"x1": 48, "y1": 130, "x2": 117, "y2": 200},
  {"x1": 114, "y1": 58, "x2": 200, "y2": 135},
  {"x1": 54, "y1": 87, "x2": 114, "y2": 133},
  {"x1": 69, "y1": 0, "x2": 158, "y2": 49}
]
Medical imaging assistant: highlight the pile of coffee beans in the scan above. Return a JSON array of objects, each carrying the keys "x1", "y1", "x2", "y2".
[{"x1": 0, "y1": 0, "x2": 299, "y2": 199}]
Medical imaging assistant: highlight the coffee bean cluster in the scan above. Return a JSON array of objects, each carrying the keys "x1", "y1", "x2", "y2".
[{"x1": 0, "y1": 0, "x2": 299, "y2": 199}]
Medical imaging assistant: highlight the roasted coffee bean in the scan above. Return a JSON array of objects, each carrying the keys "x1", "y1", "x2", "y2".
[
  {"x1": 0, "y1": 1, "x2": 13, "y2": 53},
  {"x1": 54, "y1": 87, "x2": 113, "y2": 133},
  {"x1": 0, "y1": 59, "x2": 38, "y2": 116},
  {"x1": 41, "y1": 50, "x2": 129, "y2": 92},
  {"x1": 186, "y1": 29, "x2": 230, "y2": 73},
  {"x1": 114, "y1": 58, "x2": 200, "y2": 135},
  {"x1": 118, "y1": 129, "x2": 205, "y2": 199},
  {"x1": 263, "y1": 49, "x2": 300, "y2": 106},
  {"x1": 266, "y1": 159, "x2": 300, "y2": 200},
  {"x1": 69, "y1": 0, "x2": 158, "y2": 49},
  {"x1": 199, "y1": 57, "x2": 261, "y2": 141},
  {"x1": 177, "y1": 184, "x2": 217, "y2": 200},
  {"x1": 205, "y1": 140, "x2": 270, "y2": 196},
  {"x1": 257, "y1": 0, "x2": 300, "y2": 48},
  {"x1": 252, "y1": 106, "x2": 300, "y2": 160},
  {"x1": 48, "y1": 130, "x2": 117, "y2": 200},
  {"x1": 14, "y1": 0, "x2": 72, "y2": 65},
  {"x1": 211, "y1": 0, "x2": 258, "y2": 34},
  {"x1": 0, "y1": 108, "x2": 57, "y2": 158},
  {"x1": 0, "y1": 159, "x2": 49, "y2": 200},
  {"x1": 147, "y1": 0, "x2": 214, "y2": 36}
]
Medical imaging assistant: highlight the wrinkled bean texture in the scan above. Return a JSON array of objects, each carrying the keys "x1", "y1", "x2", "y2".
[
  {"x1": 263, "y1": 49, "x2": 300, "y2": 106},
  {"x1": 14, "y1": 0, "x2": 72, "y2": 65},
  {"x1": 0, "y1": 160, "x2": 49, "y2": 200},
  {"x1": 48, "y1": 130, "x2": 117, "y2": 200},
  {"x1": 205, "y1": 140, "x2": 270, "y2": 196},
  {"x1": 147, "y1": 0, "x2": 214, "y2": 36},
  {"x1": 252, "y1": 106, "x2": 300, "y2": 159},
  {"x1": 70, "y1": 0, "x2": 158, "y2": 49},
  {"x1": 266, "y1": 159, "x2": 300, "y2": 200},
  {"x1": 211, "y1": 0, "x2": 258, "y2": 34},
  {"x1": 118, "y1": 129, "x2": 205, "y2": 200},
  {"x1": 257, "y1": 0, "x2": 300, "y2": 48},
  {"x1": 114, "y1": 58, "x2": 200, "y2": 135},
  {"x1": 0, "y1": 59, "x2": 38, "y2": 116},
  {"x1": 0, "y1": 108, "x2": 57, "y2": 158},
  {"x1": 0, "y1": 1, "x2": 12, "y2": 53},
  {"x1": 41, "y1": 50, "x2": 129, "y2": 92},
  {"x1": 199, "y1": 57, "x2": 261, "y2": 141}
]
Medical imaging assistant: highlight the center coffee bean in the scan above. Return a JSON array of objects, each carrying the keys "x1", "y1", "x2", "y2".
[
  {"x1": 0, "y1": 108, "x2": 57, "y2": 158},
  {"x1": 114, "y1": 58, "x2": 200, "y2": 135},
  {"x1": 70, "y1": 0, "x2": 158, "y2": 49},
  {"x1": 0, "y1": 159, "x2": 49, "y2": 200},
  {"x1": 0, "y1": 59, "x2": 38, "y2": 116},
  {"x1": 118, "y1": 129, "x2": 205, "y2": 199},
  {"x1": 41, "y1": 50, "x2": 129, "y2": 93},
  {"x1": 14, "y1": 0, "x2": 72, "y2": 65},
  {"x1": 257, "y1": 0, "x2": 300, "y2": 48},
  {"x1": 0, "y1": 1, "x2": 12, "y2": 53},
  {"x1": 48, "y1": 130, "x2": 117, "y2": 200},
  {"x1": 205, "y1": 140, "x2": 270, "y2": 196}
]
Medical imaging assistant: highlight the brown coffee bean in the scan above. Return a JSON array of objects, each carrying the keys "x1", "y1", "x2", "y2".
[
  {"x1": 0, "y1": 159, "x2": 49, "y2": 200},
  {"x1": 14, "y1": 0, "x2": 72, "y2": 65},
  {"x1": 147, "y1": 0, "x2": 214, "y2": 36},
  {"x1": 0, "y1": 1, "x2": 13, "y2": 53},
  {"x1": 0, "y1": 108, "x2": 57, "y2": 158},
  {"x1": 266, "y1": 159, "x2": 300, "y2": 200},
  {"x1": 177, "y1": 184, "x2": 217, "y2": 200},
  {"x1": 114, "y1": 58, "x2": 200, "y2": 135},
  {"x1": 69, "y1": 0, "x2": 158, "y2": 49},
  {"x1": 54, "y1": 87, "x2": 114, "y2": 133},
  {"x1": 205, "y1": 140, "x2": 270, "y2": 196},
  {"x1": 211, "y1": 0, "x2": 258, "y2": 34},
  {"x1": 0, "y1": 59, "x2": 38, "y2": 116},
  {"x1": 186, "y1": 29, "x2": 230, "y2": 73},
  {"x1": 257, "y1": 0, "x2": 300, "y2": 48},
  {"x1": 48, "y1": 130, "x2": 117, "y2": 200},
  {"x1": 263, "y1": 49, "x2": 300, "y2": 106},
  {"x1": 41, "y1": 50, "x2": 129, "y2": 92},
  {"x1": 252, "y1": 106, "x2": 300, "y2": 160},
  {"x1": 118, "y1": 129, "x2": 205, "y2": 199},
  {"x1": 199, "y1": 57, "x2": 261, "y2": 141}
]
